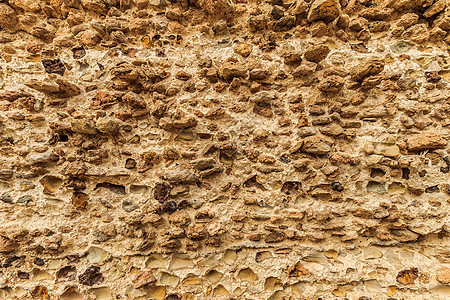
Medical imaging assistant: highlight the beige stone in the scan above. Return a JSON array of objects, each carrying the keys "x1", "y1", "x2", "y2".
[
  {"x1": 437, "y1": 267, "x2": 450, "y2": 284},
  {"x1": 307, "y1": 0, "x2": 341, "y2": 23},
  {"x1": 234, "y1": 43, "x2": 253, "y2": 58},
  {"x1": 407, "y1": 132, "x2": 447, "y2": 152}
]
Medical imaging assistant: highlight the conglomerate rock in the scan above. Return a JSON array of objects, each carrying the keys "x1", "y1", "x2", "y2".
[{"x1": 0, "y1": 0, "x2": 449, "y2": 299}]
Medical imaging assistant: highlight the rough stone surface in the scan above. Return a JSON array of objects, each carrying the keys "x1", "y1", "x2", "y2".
[
  {"x1": 0, "y1": 0, "x2": 449, "y2": 299},
  {"x1": 407, "y1": 132, "x2": 447, "y2": 152},
  {"x1": 307, "y1": 0, "x2": 341, "y2": 23}
]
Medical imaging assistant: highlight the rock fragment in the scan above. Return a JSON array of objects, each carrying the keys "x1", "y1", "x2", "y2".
[
  {"x1": 301, "y1": 136, "x2": 332, "y2": 155},
  {"x1": 407, "y1": 132, "x2": 447, "y2": 152},
  {"x1": 437, "y1": 267, "x2": 450, "y2": 284},
  {"x1": 71, "y1": 119, "x2": 98, "y2": 135},
  {"x1": 234, "y1": 43, "x2": 253, "y2": 58},
  {"x1": 95, "y1": 117, "x2": 120, "y2": 134},
  {"x1": 161, "y1": 170, "x2": 198, "y2": 185},
  {"x1": 0, "y1": 4, "x2": 18, "y2": 32},
  {"x1": 133, "y1": 271, "x2": 156, "y2": 289},
  {"x1": 350, "y1": 58, "x2": 385, "y2": 82},
  {"x1": 218, "y1": 59, "x2": 248, "y2": 80},
  {"x1": 364, "y1": 133, "x2": 400, "y2": 157},
  {"x1": 318, "y1": 75, "x2": 344, "y2": 92},
  {"x1": 396, "y1": 268, "x2": 418, "y2": 285},
  {"x1": 304, "y1": 44, "x2": 330, "y2": 63},
  {"x1": 307, "y1": 0, "x2": 341, "y2": 23},
  {"x1": 42, "y1": 59, "x2": 66, "y2": 76},
  {"x1": 198, "y1": 0, "x2": 235, "y2": 18}
]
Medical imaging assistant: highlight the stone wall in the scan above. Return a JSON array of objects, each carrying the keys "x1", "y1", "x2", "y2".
[{"x1": 0, "y1": 0, "x2": 449, "y2": 299}]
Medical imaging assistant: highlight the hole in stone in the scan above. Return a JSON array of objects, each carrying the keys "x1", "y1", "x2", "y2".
[
  {"x1": 198, "y1": 133, "x2": 212, "y2": 139},
  {"x1": 86, "y1": 246, "x2": 109, "y2": 265},
  {"x1": 430, "y1": 285, "x2": 450, "y2": 297},
  {"x1": 40, "y1": 175, "x2": 63, "y2": 194},
  {"x1": 269, "y1": 290, "x2": 288, "y2": 300},
  {"x1": 364, "y1": 279, "x2": 383, "y2": 293},
  {"x1": 130, "y1": 184, "x2": 149, "y2": 194},
  {"x1": 425, "y1": 185, "x2": 439, "y2": 193},
  {"x1": 388, "y1": 182, "x2": 406, "y2": 194},
  {"x1": 160, "y1": 272, "x2": 179, "y2": 288},
  {"x1": 94, "y1": 183, "x2": 125, "y2": 195},
  {"x1": 31, "y1": 286, "x2": 49, "y2": 299},
  {"x1": 265, "y1": 277, "x2": 282, "y2": 291},
  {"x1": 60, "y1": 286, "x2": 82, "y2": 300},
  {"x1": 90, "y1": 287, "x2": 112, "y2": 300},
  {"x1": 370, "y1": 168, "x2": 385, "y2": 178},
  {"x1": 366, "y1": 181, "x2": 386, "y2": 194},
  {"x1": 281, "y1": 181, "x2": 301, "y2": 195},
  {"x1": 222, "y1": 250, "x2": 237, "y2": 265},
  {"x1": 255, "y1": 251, "x2": 272, "y2": 262},
  {"x1": 288, "y1": 261, "x2": 309, "y2": 277},
  {"x1": 143, "y1": 285, "x2": 166, "y2": 300},
  {"x1": 32, "y1": 268, "x2": 53, "y2": 281},
  {"x1": 145, "y1": 254, "x2": 168, "y2": 269},
  {"x1": 213, "y1": 285, "x2": 230, "y2": 297},
  {"x1": 181, "y1": 275, "x2": 202, "y2": 287},
  {"x1": 56, "y1": 266, "x2": 77, "y2": 281},
  {"x1": 237, "y1": 268, "x2": 258, "y2": 283},
  {"x1": 402, "y1": 168, "x2": 410, "y2": 179},
  {"x1": 303, "y1": 250, "x2": 328, "y2": 264},
  {"x1": 165, "y1": 294, "x2": 181, "y2": 300},
  {"x1": 170, "y1": 255, "x2": 193, "y2": 270},
  {"x1": 196, "y1": 255, "x2": 218, "y2": 268},
  {"x1": 243, "y1": 175, "x2": 266, "y2": 190},
  {"x1": 234, "y1": 287, "x2": 243, "y2": 296},
  {"x1": 175, "y1": 131, "x2": 195, "y2": 141},
  {"x1": 205, "y1": 270, "x2": 222, "y2": 283}
]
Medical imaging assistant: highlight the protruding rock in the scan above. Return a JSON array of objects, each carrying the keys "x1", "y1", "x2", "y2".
[
  {"x1": 350, "y1": 58, "x2": 385, "y2": 82},
  {"x1": 148, "y1": 0, "x2": 167, "y2": 8},
  {"x1": 96, "y1": 117, "x2": 120, "y2": 134},
  {"x1": 122, "y1": 199, "x2": 139, "y2": 212},
  {"x1": 234, "y1": 43, "x2": 253, "y2": 58},
  {"x1": 161, "y1": 170, "x2": 198, "y2": 184},
  {"x1": 42, "y1": 59, "x2": 66, "y2": 76},
  {"x1": 9, "y1": 0, "x2": 41, "y2": 12},
  {"x1": 301, "y1": 136, "x2": 332, "y2": 155},
  {"x1": 423, "y1": 0, "x2": 446, "y2": 18},
  {"x1": 407, "y1": 132, "x2": 447, "y2": 152},
  {"x1": 292, "y1": 61, "x2": 318, "y2": 76},
  {"x1": 250, "y1": 91, "x2": 276, "y2": 104},
  {"x1": 71, "y1": 119, "x2": 98, "y2": 135},
  {"x1": 318, "y1": 75, "x2": 344, "y2": 92},
  {"x1": 133, "y1": 271, "x2": 156, "y2": 289},
  {"x1": 218, "y1": 59, "x2": 248, "y2": 80},
  {"x1": 304, "y1": 44, "x2": 330, "y2": 63},
  {"x1": 0, "y1": 170, "x2": 13, "y2": 180},
  {"x1": 0, "y1": 4, "x2": 19, "y2": 32},
  {"x1": 437, "y1": 267, "x2": 450, "y2": 284},
  {"x1": 25, "y1": 80, "x2": 60, "y2": 94},
  {"x1": 307, "y1": 0, "x2": 341, "y2": 23},
  {"x1": 364, "y1": 133, "x2": 400, "y2": 157},
  {"x1": 81, "y1": 0, "x2": 108, "y2": 14},
  {"x1": 198, "y1": 0, "x2": 235, "y2": 19}
]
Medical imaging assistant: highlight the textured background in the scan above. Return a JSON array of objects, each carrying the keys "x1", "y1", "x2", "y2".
[{"x1": 0, "y1": 0, "x2": 449, "y2": 299}]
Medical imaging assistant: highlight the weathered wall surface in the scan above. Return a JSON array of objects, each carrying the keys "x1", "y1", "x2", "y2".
[{"x1": 0, "y1": 0, "x2": 449, "y2": 299}]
